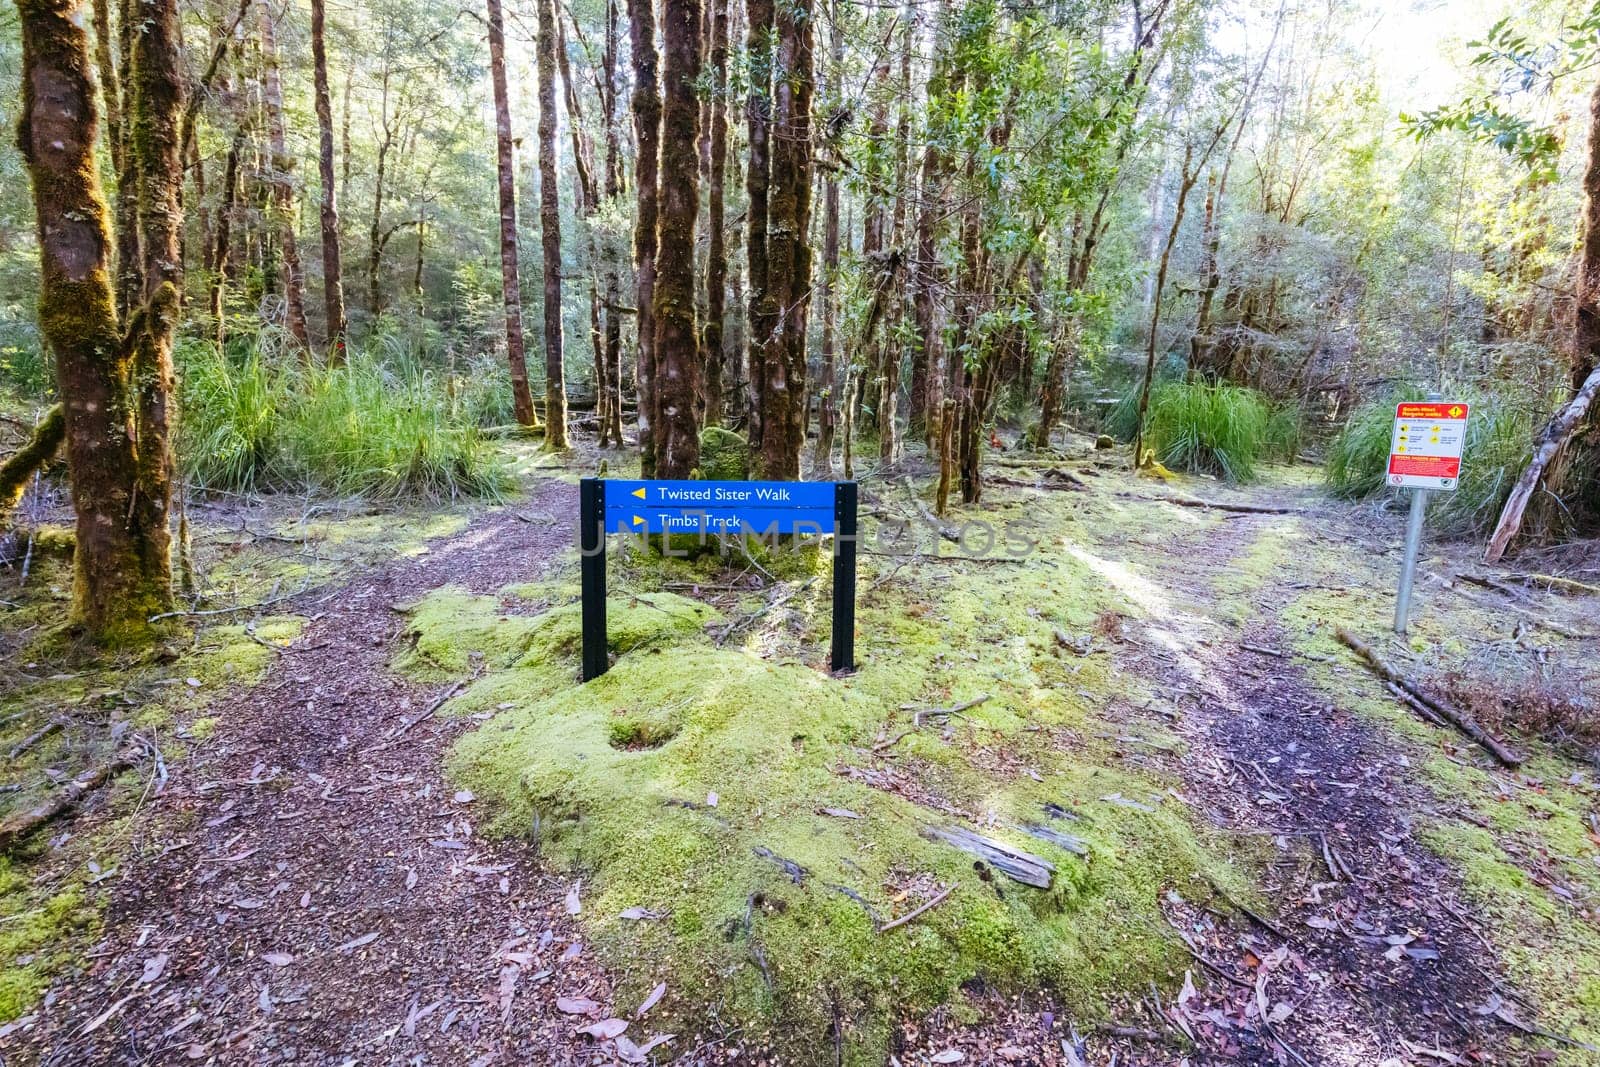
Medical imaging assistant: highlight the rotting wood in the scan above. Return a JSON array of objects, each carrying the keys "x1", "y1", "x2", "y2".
[
  {"x1": 1334, "y1": 628, "x2": 1522, "y2": 767},
  {"x1": 879, "y1": 882, "x2": 955, "y2": 933},
  {"x1": 923, "y1": 825, "x2": 1054, "y2": 888},
  {"x1": 0, "y1": 743, "x2": 144, "y2": 853},
  {"x1": 752, "y1": 845, "x2": 808, "y2": 884},
  {"x1": 1016, "y1": 822, "x2": 1088, "y2": 857}
]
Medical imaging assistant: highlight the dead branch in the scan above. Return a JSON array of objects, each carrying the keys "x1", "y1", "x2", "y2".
[
  {"x1": 0, "y1": 742, "x2": 144, "y2": 853},
  {"x1": 1124, "y1": 492, "x2": 1296, "y2": 515},
  {"x1": 367, "y1": 679, "x2": 467, "y2": 751},
  {"x1": 1334, "y1": 628, "x2": 1522, "y2": 767},
  {"x1": 8, "y1": 720, "x2": 63, "y2": 760},
  {"x1": 1485, "y1": 362, "x2": 1600, "y2": 563},
  {"x1": 879, "y1": 883, "x2": 955, "y2": 933},
  {"x1": 1507, "y1": 572, "x2": 1600, "y2": 597}
]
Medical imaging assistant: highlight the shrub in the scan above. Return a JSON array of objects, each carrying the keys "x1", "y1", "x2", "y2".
[
  {"x1": 1138, "y1": 380, "x2": 1294, "y2": 482},
  {"x1": 1324, "y1": 385, "x2": 1536, "y2": 537},
  {"x1": 177, "y1": 334, "x2": 506, "y2": 502}
]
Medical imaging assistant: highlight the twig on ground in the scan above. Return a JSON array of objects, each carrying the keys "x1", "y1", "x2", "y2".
[
  {"x1": 367, "y1": 679, "x2": 468, "y2": 751},
  {"x1": 1335, "y1": 627, "x2": 1523, "y2": 767},
  {"x1": 879, "y1": 883, "x2": 955, "y2": 933},
  {"x1": 8, "y1": 720, "x2": 62, "y2": 761}
]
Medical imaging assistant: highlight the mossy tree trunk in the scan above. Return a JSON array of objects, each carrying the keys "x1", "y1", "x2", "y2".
[
  {"x1": 653, "y1": 0, "x2": 703, "y2": 478},
  {"x1": 600, "y1": 0, "x2": 625, "y2": 447},
  {"x1": 811, "y1": 0, "x2": 841, "y2": 471},
  {"x1": 259, "y1": 2, "x2": 311, "y2": 351},
  {"x1": 555, "y1": 6, "x2": 602, "y2": 448},
  {"x1": 486, "y1": 0, "x2": 538, "y2": 427},
  {"x1": 758, "y1": 0, "x2": 813, "y2": 480},
  {"x1": 0, "y1": 404, "x2": 65, "y2": 512},
  {"x1": 537, "y1": 0, "x2": 569, "y2": 448},
  {"x1": 743, "y1": 0, "x2": 774, "y2": 449},
  {"x1": 16, "y1": 0, "x2": 185, "y2": 640},
  {"x1": 701, "y1": 0, "x2": 729, "y2": 428},
  {"x1": 630, "y1": 0, "x2": 662, "y2": 473},
  {"x1": 310, "y1": 0, "x2": 347, "y2": 354},
  {"x1": 209, "y1": 124, "x2": 247, "y2": 345}
]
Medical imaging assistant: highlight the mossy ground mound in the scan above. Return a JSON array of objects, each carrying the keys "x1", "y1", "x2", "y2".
[{"x1": 407, "y1": 525, "x2": 1257, "y2": 1061}]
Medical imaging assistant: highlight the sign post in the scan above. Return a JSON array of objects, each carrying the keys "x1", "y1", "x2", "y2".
[
  {"x1": 577, "y1": 478, "x2": 858, "y2": 679},
  {"x1": 1388, "y1": 396, "x2": 1469, "y2": 634}
]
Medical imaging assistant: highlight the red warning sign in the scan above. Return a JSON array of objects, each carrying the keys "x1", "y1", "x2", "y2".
[{"x1": 1389, "y1": 402, "x2": 1469, "y2": 491}]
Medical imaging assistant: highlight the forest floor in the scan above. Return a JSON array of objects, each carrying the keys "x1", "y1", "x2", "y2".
[{"x1": 1, "y1": 434, "x2": 1598, "y2": 1066}]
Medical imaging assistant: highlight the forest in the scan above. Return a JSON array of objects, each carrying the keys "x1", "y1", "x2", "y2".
[{"x1": 2, "y1": 0, "x2": 1600, "y2": 1062}]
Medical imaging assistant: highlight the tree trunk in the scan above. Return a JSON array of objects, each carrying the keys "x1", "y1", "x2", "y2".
[
  {"x1": 701, "y1": 0, "x2": 730, "y2": 428},
  {"x1": 487, "y1": 0, "x2": 538, "y2": 427},
  {"x1": 310, "y1": 0, "x2": 347, "y2": 352},
  {"x1": 17, "y1": 0, "x2": 182, "y2": 638},
  {"x1": 1484, "y1": 73, "x2": 1600, "y2": 559},
  {"x1": 1131, "y1": 143, "x2": 1196, "y2": 464},
  {"x1": 653, "y1": 0, "x2": 703, "y2": 477},
  {"x1": 601, "y1": 0, "x2": 625, "y2": 446},
  {"x1": 744, "y1": 0, "x2": 774, "y2": 447},
  {"x1": 758, "y1": 0, "x2": 813, "y2": 479},
  {"x1": 366, "y1": 69, "x2": 394, "y2": 322},
  {"x1": 536, "y1": 0, "x2": 569, "y2": 447},
  {"x1": 259, "y1": 2, "x2": 310, "y2": 350},
  {"x1": 910, "y1": 1, "x2": 949, "y2": 446},
  {"x1": 812, "y1": 0, "x2": 841, "y2": 471},
  {"x1": 557, "y1": 6, "x2": 608, "y2": 448},
  {"x1": 210, "y1": 125, "x2": 246, "y2": 346},
  {"x1": 630, "y1": 0, "x2": 662, "y2": 473}
]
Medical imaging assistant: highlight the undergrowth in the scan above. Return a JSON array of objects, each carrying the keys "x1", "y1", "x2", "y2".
[
  {"x1": 1324, "y1": 384, "x2": 1537, "y2": 537},
  {"x1": 1110, "y1": 379, "x2": 1298, "y2": 482},
  {"x1": 178, "y1": 329, "x2": 506, "y2": 501}
]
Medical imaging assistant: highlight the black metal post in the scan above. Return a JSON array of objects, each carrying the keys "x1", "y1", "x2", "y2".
[
  {"x1": 830, "y1": 481, "x2": 858, "y2": 674},
  {"x1": 580, "y1": 478, "x2": 608, "y2": 680}
]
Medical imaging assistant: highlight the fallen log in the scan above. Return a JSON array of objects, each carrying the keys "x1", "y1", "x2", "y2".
[
  {"x1": 1333, "y1": 628, "x2": 1522, "y2": 767},
  {"x1": 0, "y1": 742, "x2": 145, "y2": 853},
  {"x1": 924, "y1": 825, "x2": 1054, "y2": 888},
  {"x1": 1124, "y1": 491, "x2": 1296, "y2": 515},
  {"x1": 1485, "y1": 361, "x2": 1600, "y2": 563},
  {"x1": 1508, "y1": 572, "x2": 1600, "y2": 597}
]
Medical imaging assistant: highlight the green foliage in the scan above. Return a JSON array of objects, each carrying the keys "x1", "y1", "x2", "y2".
[
  {"x1": 178, "y1": 333, "x2": 506, "y2": 501},
  {"x1": 1324, "y1": 385, "x2": 1537, "y2": 537},
  {"x1": 1139, "y1": 381, "x2": 1295, "y2": 483}
]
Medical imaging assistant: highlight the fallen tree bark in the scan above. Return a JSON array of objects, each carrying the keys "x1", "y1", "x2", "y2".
[
  {"x1": 0, "y1": 742, "x2": 145, "y2": 853},
  {"x1": 1334, "y1": 627, "x2": 1522, "y2": 767},
  {"x1": 1484, "y1": 362, "x2": 1600, "y2": 563}
]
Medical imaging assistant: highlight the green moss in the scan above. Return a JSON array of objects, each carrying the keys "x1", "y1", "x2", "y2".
[
  {"x1": 393, "y1": 585, "x2": 716, "y2": 687},
  {"x1": 697, "y1": 426, "x2": 750, "y2": 480},
  {"x1": 434, "y1": 527, "x2": 1254, "y2": 1062},
  {"x1": 0, "y1": 860, "x2": 98, "y2": 1021}
]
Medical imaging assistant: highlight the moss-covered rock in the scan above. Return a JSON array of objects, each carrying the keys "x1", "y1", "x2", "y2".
[{"x1": 698, "y1": 426, "x2": 750, "y2": 480}]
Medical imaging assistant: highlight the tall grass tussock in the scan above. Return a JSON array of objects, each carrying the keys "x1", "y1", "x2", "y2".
[
  {"x1": 1110, "y1": 380, "x2": 1299, "y2": 482},
  {"x1": 179, "y1": 329, "x2": 506, "y2": 501},
  {"x1": 1325, "y1": 385, "x2": 1536, "y2": 537}
]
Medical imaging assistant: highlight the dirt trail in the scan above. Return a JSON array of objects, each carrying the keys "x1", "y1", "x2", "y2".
[
  {"x1": 0, "y1": 472, "x2": 1572, "y2": 1067},
  {"x1": 5, "y1": 481, "x2": 626, "y2": 1067},
  {"x1": 1114, "y1": 496, "x2": 1523, "y2": 1065}
]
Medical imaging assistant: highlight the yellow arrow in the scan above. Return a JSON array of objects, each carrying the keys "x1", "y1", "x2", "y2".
[
  {"x1": 632, "y1": 487, "x2": 646, "y2": 499},
  {"x1": 632, "y1": 515, "x2": 645, "y2": 527}
]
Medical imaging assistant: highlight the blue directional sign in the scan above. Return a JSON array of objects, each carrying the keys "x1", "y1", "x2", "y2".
[{"x1": 602, "y1": 479, "x2": 837, "y2": 535}]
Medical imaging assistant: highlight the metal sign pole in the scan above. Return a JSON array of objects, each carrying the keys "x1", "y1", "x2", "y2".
[
  {"x1": 1393, "y1": 390, "x2": 1444, "y2": 635},
  {"x1": 830, "y1": 482, "x2": 858, "y2": 674},
  {"x1": 579, "y1": 478, "x2": 608, "y2": 680},
  {"x1": 1394, "y1": 486, "x2": 1430, "y2": 635}
]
